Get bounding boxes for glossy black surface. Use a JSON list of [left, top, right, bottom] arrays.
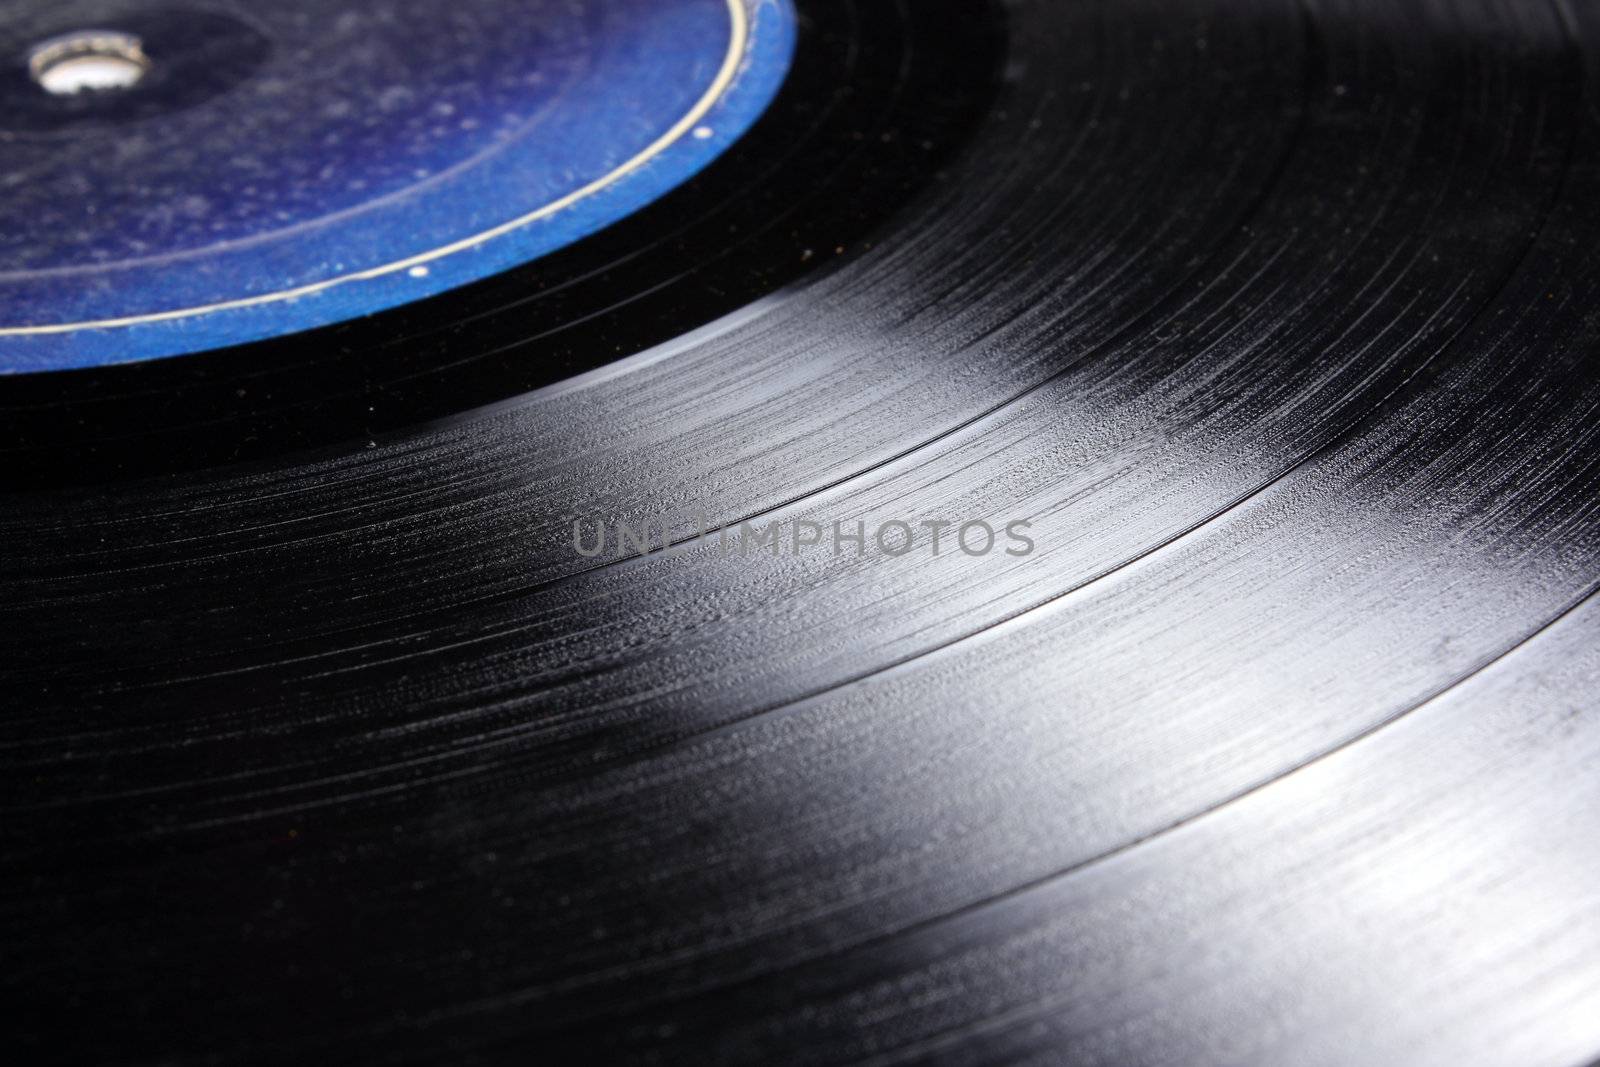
[[6, 0, 1600, 1063]]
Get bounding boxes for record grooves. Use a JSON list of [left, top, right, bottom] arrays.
[[5, 0, 1600, 1064]]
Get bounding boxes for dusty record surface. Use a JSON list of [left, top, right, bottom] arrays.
[[5, 0, 1600, 1062]]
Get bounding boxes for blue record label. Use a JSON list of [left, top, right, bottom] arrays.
[[0, 0, 795, 372]]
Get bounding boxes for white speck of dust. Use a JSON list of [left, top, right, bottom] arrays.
[[409, 265, 430, 278], [693, 126, 714, 140]]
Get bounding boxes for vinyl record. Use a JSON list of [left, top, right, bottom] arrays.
[[4, 0, 1600, 1064]]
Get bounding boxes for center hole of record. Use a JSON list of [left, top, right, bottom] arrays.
[[28, 30, 150, 96]]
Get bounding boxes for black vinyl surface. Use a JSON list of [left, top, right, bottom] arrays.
[[6, 0, 1600, 1063]]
